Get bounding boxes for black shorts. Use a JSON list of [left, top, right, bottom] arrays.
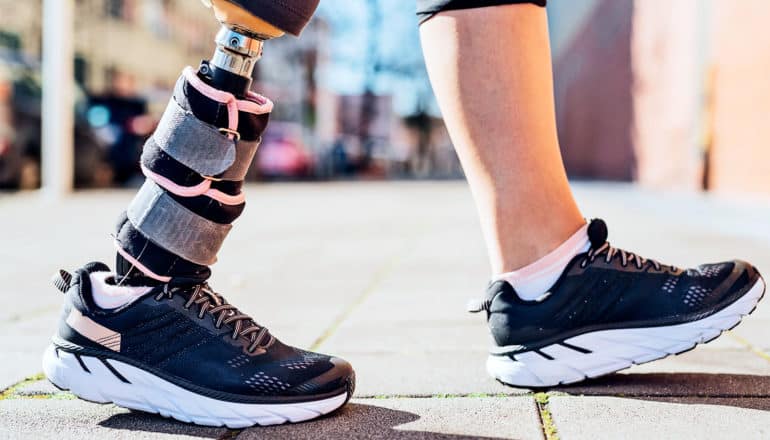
[[226, 0, 546, 36], [417, 0, 546, 23]]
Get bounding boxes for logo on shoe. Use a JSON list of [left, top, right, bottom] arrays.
[[65, 309, 121, 352]]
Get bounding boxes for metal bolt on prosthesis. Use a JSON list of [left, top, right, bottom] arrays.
[[209, 26, 265, 80]]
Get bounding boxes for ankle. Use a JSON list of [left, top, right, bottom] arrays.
[[494, 222, 589, 300], [494, 218, 587, 273]]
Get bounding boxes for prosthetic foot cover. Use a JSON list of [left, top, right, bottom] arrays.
[[115, 67, 273, 282]]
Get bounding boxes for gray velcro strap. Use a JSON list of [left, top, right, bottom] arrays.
[[219, 138, 261, 181], [127, 180, 232, 266], [153, 98, 236, 177]]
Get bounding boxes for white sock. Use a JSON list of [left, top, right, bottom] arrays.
[[495, 224, 590, 301], [90, 272, 152, 309]]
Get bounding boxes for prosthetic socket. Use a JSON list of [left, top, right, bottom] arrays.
[[114, 23, 274, 282]]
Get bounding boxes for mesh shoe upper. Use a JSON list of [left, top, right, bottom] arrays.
[[477, 219, 763, 352], [54, 262, 354, 403]]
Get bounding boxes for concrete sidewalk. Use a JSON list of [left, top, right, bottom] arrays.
[[1, 181, 769, 439]]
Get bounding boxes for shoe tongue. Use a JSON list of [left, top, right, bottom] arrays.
[[587, 219, 608, 249]]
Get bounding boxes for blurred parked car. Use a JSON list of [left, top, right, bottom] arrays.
[[0, 49, 111, 189], [256, 122, 313, 179]]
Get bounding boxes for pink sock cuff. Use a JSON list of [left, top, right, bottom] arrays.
[[499, 223, 589, 281], [90, 272, 152, 309]]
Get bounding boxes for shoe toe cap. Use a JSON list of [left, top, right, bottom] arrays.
[[708, 259, 765, 302], [729, 259, 762, 288], [291, 356, 355, 398]]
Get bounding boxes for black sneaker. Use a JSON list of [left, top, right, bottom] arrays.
[[43, 262, 355, 427], [469, 219, 766, 387]]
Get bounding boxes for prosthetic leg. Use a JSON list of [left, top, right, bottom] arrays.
[[45, 1, 353, 427], [114, 0, 316, 282]]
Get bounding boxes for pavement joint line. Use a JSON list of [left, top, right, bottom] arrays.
[[727, 331, 770, 363], [4, 391, 533, 401], [7, 389, 770, 402], [4, 392, 77, 400], [549, 393, 770, 399], [534, 392, 560, 440], [359, 392, 531, 399], [0, 373, 46, 401], [308, 249, 409, 351]]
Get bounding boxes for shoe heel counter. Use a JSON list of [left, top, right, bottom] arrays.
[[486, 281, 524, 348], [56, 299, 80, 344], [54, 273, 105, 350]]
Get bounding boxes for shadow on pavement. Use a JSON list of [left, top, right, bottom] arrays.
[[556, 372, 770, 410], [98, 411, 224, 438], [99, 403, 510, 440], [241, 403, 511, 439]]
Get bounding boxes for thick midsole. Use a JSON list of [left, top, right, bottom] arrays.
[[42, 345, 348, 428], [490, 278, 764, 356], [488, 278, 765, 387], [50, 336, 346, 405]]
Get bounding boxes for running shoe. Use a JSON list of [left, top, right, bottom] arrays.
[[43, 262, 355, 427], [469, 219, 766, 387]]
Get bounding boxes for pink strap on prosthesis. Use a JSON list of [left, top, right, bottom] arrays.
[[182, 67, 273, 137], [141, 164, 246, 206], [114, 242, 172, 283]]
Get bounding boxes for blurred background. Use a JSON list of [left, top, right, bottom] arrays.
[[0, 0, 767, 194]]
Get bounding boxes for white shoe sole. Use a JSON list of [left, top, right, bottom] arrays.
[[42, 347, 349, 428], [487, 277, 766, 388]]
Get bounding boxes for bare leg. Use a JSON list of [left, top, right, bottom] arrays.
[[420, 4, 584, 274]]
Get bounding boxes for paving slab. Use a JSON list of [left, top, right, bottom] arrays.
[[548, 395, 770, 440], [2, 182, 770, 438], [624, 347, 770, 376], [0, 399, 226, 439], [646, 396, 770, 411], [0, 396, 541, 440], [1, 312, 58, 390], [240, 397, 542, 440], [335, 350, 524, 397], [0, 192, 125, 321], [730, 318, 770, 353]]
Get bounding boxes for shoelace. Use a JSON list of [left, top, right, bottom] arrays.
[[155, 283, 272, 354], [581, 241, 676, 272]]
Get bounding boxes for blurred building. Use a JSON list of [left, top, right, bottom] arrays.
[[0, 0, 215, 98], [2, 0, 768, 190], [548, 0, 770, 196]]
